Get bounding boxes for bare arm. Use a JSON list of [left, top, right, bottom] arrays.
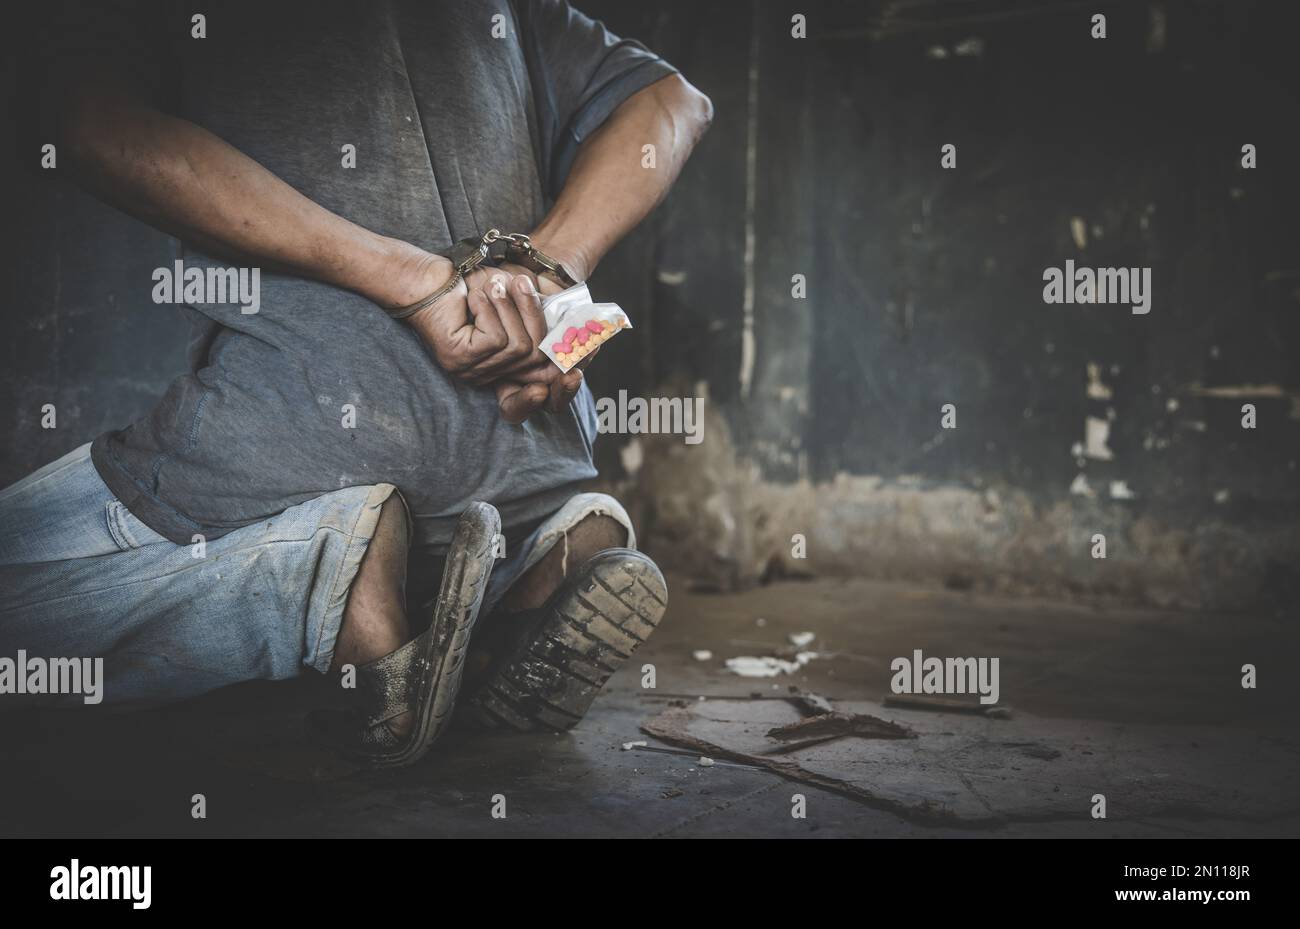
[[58, 65, 546, 387], [489, 73, 713, 422], [56, 64, 711, 421], [528, 73, 714, 284], [57, 67, 441, 310]]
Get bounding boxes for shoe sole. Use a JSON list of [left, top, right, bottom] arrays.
[[369, 501, 499, 768], [465, 548, 666, 732]]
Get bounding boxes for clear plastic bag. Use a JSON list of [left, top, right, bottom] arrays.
[[538, 282, 632, 373]]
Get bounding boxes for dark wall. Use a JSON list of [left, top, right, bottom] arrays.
[[582, 0, 1300, 502], [3, 1, 1299, 603]]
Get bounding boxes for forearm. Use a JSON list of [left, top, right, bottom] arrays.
[[529, 74, 712, 282], [59, 84, 438, 308]]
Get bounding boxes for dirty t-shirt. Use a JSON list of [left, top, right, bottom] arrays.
[[62, 0, 676, 545]]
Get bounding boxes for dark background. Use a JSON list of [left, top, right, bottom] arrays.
[[3, 0, 1299, 607]]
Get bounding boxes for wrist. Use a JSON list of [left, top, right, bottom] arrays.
[[367, 239, 455, 310], [526, 229, 593, 284]]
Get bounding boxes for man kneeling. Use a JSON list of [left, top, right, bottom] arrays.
[[0, 0, 710, 765]]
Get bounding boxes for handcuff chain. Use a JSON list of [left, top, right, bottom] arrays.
[[388, 228, 572, 320]]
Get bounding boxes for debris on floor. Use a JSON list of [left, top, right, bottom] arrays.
[[691, 650, 713, 661], [764, 711, 913, 754], [788, 690, 835, 715], [884, 693, 1012, 718], [725, 652, 819, 677], [642, 697, 1300, 826]]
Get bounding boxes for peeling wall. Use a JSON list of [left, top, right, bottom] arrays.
[[581, 0, 1300, 610], [592, 404, 1300, 610]]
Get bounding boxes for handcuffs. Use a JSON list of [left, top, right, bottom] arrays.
[[387, 229, 579, 320]]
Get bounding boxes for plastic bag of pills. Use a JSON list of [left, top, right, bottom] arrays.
[[538, 282, 632, 373]]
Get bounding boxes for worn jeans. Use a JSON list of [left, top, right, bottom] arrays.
[[0, 443, 634, 707]]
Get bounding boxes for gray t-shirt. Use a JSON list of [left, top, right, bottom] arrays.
[[64, 0, 676, 546]]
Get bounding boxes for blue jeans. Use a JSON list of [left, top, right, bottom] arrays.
[[0, 443, 634, 708]]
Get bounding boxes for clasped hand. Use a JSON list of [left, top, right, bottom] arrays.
[[402, 259, 598, 424]]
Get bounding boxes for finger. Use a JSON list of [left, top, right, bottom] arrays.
[[495, 360, 558, 385], [464, 288, 508, 363], [511, 274, 549, 345], [547, 367, 583, 412], [465, 273, 532, 375], [482, 344, 596, 392], [467, 277, 551, 379], [496, 380, 550, 425], [489, 273, 534, 360], [493, 262, 539, 291]]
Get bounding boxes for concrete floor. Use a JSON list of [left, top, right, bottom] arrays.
[[1, 574, 1297, 838]]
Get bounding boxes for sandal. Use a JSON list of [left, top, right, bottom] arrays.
[[309, 501, 500, 767]]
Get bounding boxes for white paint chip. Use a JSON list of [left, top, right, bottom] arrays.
[[725, 652, 819, 678], [1086, 362, 1113, 400], [619, 438, 644, 476], [1084, 417, 1115, 461], [1070, 216, 1088, 250], [622, 741, 647, 751], [788, 631, 815, 648], [691, 649, 713, 662], [1070, 473, 1096, 498]]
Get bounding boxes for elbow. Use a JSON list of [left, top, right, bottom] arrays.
[[690, 86, 714, 139], [673, 76, 714, 142], [691, 85, 712, 134]]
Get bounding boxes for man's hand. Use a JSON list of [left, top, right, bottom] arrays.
[[482, 259, 601, 423], [386, 252, 592, 421], [492, 260, 570, 298], [391, 254, 546, 384], [493, 359, 592, 424]]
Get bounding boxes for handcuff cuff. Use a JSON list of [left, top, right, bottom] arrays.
[[386, 228, 579, 320]]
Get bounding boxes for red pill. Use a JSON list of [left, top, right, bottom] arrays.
[[585, 319, 603, 333], [576, 329, 590, 345], [563, 327, 580, 342]]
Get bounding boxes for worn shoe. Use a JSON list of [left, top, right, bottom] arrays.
[[462, 548, 667, 731], [309, 501, 500, 767]]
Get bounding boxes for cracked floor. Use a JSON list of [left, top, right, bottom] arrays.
[[1, 574, 1296, 837]]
